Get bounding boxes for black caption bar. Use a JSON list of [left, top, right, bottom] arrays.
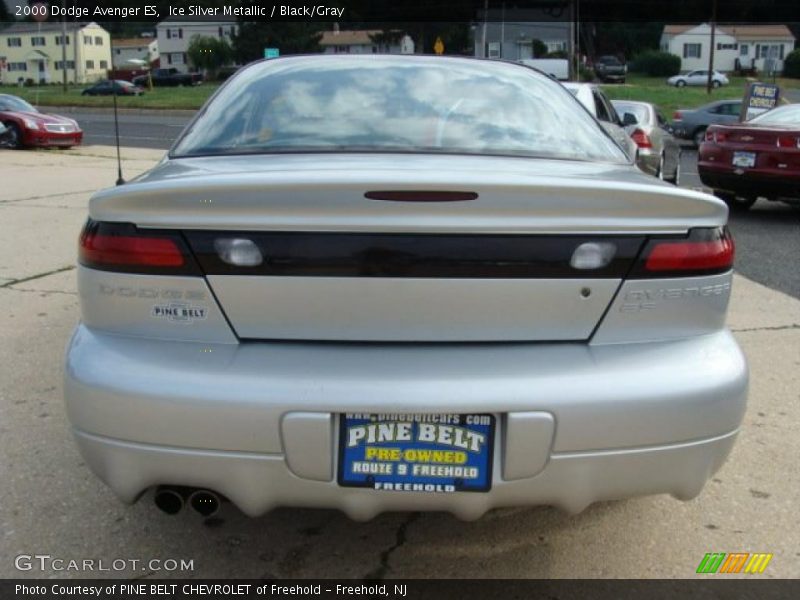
[[4, 580, 800, 600], [8, 0, 800, 23]]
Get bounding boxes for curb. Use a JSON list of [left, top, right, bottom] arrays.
[[37, 105, 198, 118]]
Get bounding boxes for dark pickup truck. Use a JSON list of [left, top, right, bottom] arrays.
[[132, 68, 203, 88], [593, 56, 627, 83]]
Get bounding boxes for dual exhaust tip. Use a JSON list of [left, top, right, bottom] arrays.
[[153, 486, 221, 517]]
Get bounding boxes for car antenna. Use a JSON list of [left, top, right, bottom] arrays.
[[112, 73, 124, 185]]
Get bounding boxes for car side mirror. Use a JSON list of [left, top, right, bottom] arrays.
[[622, 112, 638, 126]]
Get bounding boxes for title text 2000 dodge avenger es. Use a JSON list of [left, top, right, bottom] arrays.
[[64, 56, 747, 520]]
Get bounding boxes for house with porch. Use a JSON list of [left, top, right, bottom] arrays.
[[0, 21, 111, 84], [660, 24, 796, 74]]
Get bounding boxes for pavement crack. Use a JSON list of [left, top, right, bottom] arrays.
[[363, 513, 419, 581], [731, 324, 800, 333], [0, 266, 75, 289], [0, 189, 96, 205]]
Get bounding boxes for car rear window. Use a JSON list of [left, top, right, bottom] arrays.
[[613, 102, 649, 124], [172, 57, 626, 163]]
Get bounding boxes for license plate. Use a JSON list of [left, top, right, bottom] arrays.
[[732, 151, 756, 168], [338, 413, 495, 493]]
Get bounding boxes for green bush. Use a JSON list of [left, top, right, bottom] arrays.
[[630, 50, 681, 77], [784, 49, 800, 78]]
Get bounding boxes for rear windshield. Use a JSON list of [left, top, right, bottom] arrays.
[[599, 56, 622, 65], [172, 57, 626, 163], [613, 102, 649, 124]]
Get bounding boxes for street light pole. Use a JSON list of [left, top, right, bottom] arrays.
[[61, 12, 67, 92], [706, 0, 717, 94]]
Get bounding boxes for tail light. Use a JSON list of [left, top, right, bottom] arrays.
[[705, 129, 727, 144], [630, 227, 734, 278], [630, 128, 653, 149], [78, 220, 199, 275], [672, 111, 683, 121], [776, 135, 800, 149]]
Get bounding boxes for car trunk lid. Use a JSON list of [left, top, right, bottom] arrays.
[[89, 153, 727, 342]]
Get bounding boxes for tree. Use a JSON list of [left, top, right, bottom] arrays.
[[531, 39, 548, 58], [187, 35, 233, 76], [232, 22, 322, 63]]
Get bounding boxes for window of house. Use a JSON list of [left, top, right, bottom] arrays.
[[31, 37, 45, 47], [335, 45, 350, 54], [8, 62, 27, 71], [487, 42, 501, 58], [55, 35, 70, 45], [717, 43, 738, 50], [7, 38, 22, 47], [740, 44, 749, 56], [167, 28, 182, 39], [95, 36, 103, 45], [171, 52, 184, 65], [683, 43, 702, 58], [100, 60, 108, 69], [84, 36, 93, 45], [86, 60, 95, 69]]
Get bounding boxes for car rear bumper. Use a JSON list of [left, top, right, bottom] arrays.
[[64, 325, 748, 518], [699, 164, 800, 199]]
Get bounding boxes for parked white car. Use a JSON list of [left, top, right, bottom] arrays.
[[668, 70, 729, 88]]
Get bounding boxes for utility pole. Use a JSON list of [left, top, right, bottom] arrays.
[[568, 0, 575, 80], [61, 13, 68, 92], [706, 0, 717, 94], [481, 0, 488, 57]]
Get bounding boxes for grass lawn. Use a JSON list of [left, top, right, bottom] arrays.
[[601, 74, 799, 116], [0, 83, 219, 110]]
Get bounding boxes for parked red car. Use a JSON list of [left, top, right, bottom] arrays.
[[0, 94, 83, 149], [698, 104, 800, 211]]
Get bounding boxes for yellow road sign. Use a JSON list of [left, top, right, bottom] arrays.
[[434, 37, 444, 55]]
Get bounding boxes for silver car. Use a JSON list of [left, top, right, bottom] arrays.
[[562, 81, 639, 161], [667, 70, 729, 88], [612, 99, 681, 183], [65, 55, 747, 521], [672, 99, 743, 147]]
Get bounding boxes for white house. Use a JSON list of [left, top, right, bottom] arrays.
[[319, 29, 413, 55], [474, 21, 570, 60], [111, 37, 159, 70], [661, 24, 796, 74], [155, 19, 238, 73], [0, 21, 111, 84]]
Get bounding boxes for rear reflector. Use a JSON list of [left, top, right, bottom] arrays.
[[79, 220, 198, 275], [630, 227, 734, 278]]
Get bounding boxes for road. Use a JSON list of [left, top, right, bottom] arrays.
[[73, 108, 800, 299], [0, 134, 797, 580]]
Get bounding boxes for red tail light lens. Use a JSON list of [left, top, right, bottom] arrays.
[[630, 128, 653, 149], [672, 111, 682, 120], [79, 220, 199, 274], [631, 227, 734, 278], [705, 129, 727, 143], [776, 135, 800, 149]]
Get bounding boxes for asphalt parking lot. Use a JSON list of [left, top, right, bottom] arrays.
[[0, 145, 798, 579]]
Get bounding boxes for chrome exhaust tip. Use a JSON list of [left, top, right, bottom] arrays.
[[153, 486, 185, 515], [188, 490, 221, 517]]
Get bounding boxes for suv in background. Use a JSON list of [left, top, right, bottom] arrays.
[[594, 55, 627, 83]]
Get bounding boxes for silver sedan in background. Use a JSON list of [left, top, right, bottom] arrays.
[[612, 99, 681, 184], [65, 55, 746, 521]]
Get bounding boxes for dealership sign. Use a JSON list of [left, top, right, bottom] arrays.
[[740, 82, 780, 121]]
